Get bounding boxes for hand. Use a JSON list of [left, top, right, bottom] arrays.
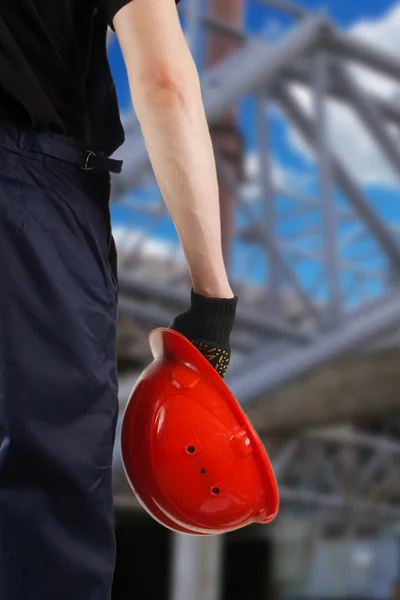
[[170, 289, 238, 378]]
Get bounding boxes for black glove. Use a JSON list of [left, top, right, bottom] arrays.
[[170, 289, 238, 378]]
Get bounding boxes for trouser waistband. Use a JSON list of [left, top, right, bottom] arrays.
[[0, 119, 123, 174]]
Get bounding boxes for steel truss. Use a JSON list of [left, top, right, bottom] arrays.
[[109, 0, 400, 522], [269, 428, 400, 524]]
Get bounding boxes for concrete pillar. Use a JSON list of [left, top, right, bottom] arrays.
[[169, 533, 223, 600]]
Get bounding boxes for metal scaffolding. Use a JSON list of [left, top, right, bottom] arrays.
[[110, 0, 400, 522]]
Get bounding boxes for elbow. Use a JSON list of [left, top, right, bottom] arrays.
[[139, 63, 200, 107], [153, 70, 184, 94], [153, 74, 187, 106]]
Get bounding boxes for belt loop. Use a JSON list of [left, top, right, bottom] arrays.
[[81, 150, 97, 171], [81, 149, 123, 174]]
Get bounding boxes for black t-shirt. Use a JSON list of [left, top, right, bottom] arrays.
[[0, 0, 177, 156]]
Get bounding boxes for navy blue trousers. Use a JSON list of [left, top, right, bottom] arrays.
[[0, 121, 119, 600]]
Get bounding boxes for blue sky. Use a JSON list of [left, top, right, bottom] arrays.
[[288, 0, 394, 25], [108, 0, 400, 307]]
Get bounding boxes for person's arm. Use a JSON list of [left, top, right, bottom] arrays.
[[113, 0, 233, 299]]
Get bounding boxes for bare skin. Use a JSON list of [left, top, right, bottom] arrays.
[[113, 0, 234, 299]]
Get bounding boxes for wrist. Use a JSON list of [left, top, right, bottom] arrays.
[[192, 276, 234, 300], [190, 257, 233, 299], [192, 284, 234, 299], [183, 289, 238, 346]]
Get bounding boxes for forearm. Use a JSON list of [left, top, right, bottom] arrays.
[[129, 66, 233, 298]]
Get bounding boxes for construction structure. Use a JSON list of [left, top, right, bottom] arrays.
[[108, 1, 400, 597]]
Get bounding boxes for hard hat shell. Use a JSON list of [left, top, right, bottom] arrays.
[[121, 327, 279, 535]]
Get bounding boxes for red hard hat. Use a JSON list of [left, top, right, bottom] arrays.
[[121, 327, 279, 535]]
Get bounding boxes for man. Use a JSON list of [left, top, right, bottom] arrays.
[[0, 0, 237, 598]]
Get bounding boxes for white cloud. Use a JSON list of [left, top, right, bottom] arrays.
[[351, 4, 400, 65], [284, 3, 400, 188]]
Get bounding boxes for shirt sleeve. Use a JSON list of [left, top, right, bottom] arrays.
[[100, 0, 180, 30]]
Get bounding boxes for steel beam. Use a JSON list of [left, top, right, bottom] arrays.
[[326, 30, 400, 83], [279, 486, 400, 520], [313, 51, 341, 324], [334, 63, 400, 181], [199, 15, 326, 122], [177, 10, 400, 90], [227, 288, 400, 403], [357, 451, 392, 491], [302, 429, 400, 455], [282, 61, 400, 128], [256, 94, 281, 315], [245, 356, 400, 433], [274, 85, 400, 270], [272, 440, 300, 477], [202, 14, 246, 42]]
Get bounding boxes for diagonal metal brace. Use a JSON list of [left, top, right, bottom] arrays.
[[333, 62, 400, 182], [274, 84, 400, 271]]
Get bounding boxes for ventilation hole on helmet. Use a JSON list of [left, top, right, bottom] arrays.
[[212, 487, 220, 495], [200, 468, 207, 474], [187, 445, 196, 454]]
